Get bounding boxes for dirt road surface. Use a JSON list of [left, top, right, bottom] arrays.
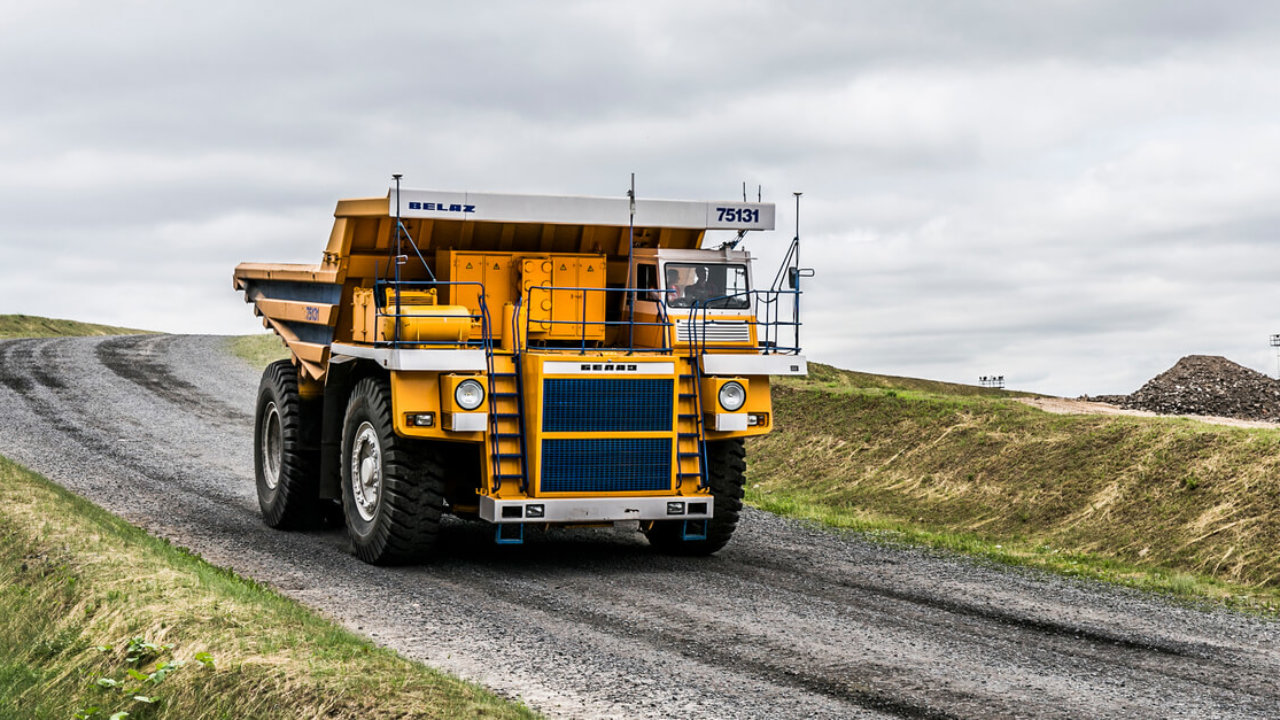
[[1, 334, 1277, 719]]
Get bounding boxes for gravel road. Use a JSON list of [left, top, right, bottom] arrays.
[[1, 334, 1277, 719]]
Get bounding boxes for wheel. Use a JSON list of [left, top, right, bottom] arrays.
[[341, 376, 444, 565], [254, 360, 321, 529], [646, 438, 747, 555]]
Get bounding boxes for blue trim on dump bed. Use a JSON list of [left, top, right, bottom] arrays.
[[279, 320, 336, 345], [244, 279, 343, 305]]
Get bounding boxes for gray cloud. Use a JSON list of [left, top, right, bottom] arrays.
[[4, 1, 1280, 396]]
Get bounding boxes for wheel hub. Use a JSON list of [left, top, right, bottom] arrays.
[[260, 401, 282, 490], [350, 422, 382, 522]]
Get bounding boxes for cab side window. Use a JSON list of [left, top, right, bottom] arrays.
[[637, 264, 660, 302]]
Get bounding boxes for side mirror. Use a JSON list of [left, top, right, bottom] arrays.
[[787, 268, 815, 289]]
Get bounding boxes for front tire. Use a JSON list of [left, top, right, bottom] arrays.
[[341, 376, 444, 565], [254, 360, 321, 529], [646, 438, 747, 555]]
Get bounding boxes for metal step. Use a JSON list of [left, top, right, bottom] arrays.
[[682, 519, 708, 541]]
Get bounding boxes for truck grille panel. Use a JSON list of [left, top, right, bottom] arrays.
[[675, 320, 751, 344], [542, 378, 672, 432], [540, 438, 672, 492]]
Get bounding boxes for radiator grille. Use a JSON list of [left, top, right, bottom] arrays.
[[675, 320, 751, 344], [540, 438, 672, 492], [542, 378, 672, 432]]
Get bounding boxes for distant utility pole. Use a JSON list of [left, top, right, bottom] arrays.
[[979, 375, 1006, 389], [1270, 334, 1280, 378]]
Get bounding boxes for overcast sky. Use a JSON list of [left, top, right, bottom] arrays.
[[4, 1, 1280, 396]]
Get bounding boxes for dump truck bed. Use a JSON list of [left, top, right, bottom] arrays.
[[235, 188, 777, 381]]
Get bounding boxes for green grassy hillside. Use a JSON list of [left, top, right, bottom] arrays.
[[0, 457, 537, 720], [0, 314, 151, 338], [748, 364, 1280, 610], [801, 362, 1041, 398], [228, 333, 289, 367]]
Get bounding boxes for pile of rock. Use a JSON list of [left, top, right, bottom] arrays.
[[1087, 355, 1280, 421]]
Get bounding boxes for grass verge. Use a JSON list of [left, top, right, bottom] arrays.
[[227, 334, 290, 369], [748, 364, 1280, 613], [0, 314, 151, 339], [0, 455, 539, 720]]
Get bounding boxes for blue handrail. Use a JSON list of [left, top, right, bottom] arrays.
[[371, 279, 494, 351], [518, 285, 675, 354], [681, 288, 804, 357]]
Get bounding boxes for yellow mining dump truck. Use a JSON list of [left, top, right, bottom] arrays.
[[233, 180, 809, 564]]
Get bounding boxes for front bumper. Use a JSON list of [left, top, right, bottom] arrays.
[[480, 495, 714, 524]]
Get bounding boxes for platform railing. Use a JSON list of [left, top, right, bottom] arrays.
[[681, 288, 804, 356], [517, 285, 674, 354], [371, 279, 494, 352]]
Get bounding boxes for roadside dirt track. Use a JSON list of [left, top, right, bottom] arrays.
[[1, 334, 1277, 719], [1018, 396, 1280, 430]]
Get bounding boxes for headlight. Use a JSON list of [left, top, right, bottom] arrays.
[[455, 379, 485, 410], [718, 381, 746, 411]]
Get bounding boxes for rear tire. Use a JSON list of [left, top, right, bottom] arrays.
[[254, 360, 321, 529], [341, 376, 444, 565], [645, 438, 747, 555]]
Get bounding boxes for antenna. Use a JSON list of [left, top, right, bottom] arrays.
[[792, 192, 802, 351], [794, 192, 801, 239], [627, 172, 636, 263], [386, 174, 403, 281], [387, 172, 434, 285], [626, 173, 636, 351], [721, 181, 756, 251], [392, 174, 403, 343]]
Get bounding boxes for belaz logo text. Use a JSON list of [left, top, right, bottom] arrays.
[[408, 201, 476, 213], [580, 363, 640, 372]]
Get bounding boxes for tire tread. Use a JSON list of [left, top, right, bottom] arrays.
[[646, 438, 747, 555], [342, 376, 444, 565], [255, 360, 321, 529]]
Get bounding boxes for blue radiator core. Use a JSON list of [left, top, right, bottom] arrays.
[[542, 378, 673, 432], [540, 438, 672, 492]]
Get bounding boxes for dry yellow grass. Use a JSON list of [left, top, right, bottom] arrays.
[[0, 456, 539, 719]]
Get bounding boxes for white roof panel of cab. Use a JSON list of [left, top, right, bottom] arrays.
[[390, 188, 775, 231]]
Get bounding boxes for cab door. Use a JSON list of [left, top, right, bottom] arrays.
[[627, 262, 668, 349]]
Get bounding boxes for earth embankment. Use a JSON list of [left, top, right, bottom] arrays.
[[0, 336, 1277, 719]]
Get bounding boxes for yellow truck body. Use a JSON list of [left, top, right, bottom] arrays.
[[234, 183, 808, 563]]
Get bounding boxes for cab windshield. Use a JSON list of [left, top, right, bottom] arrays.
[[664, 263, 750, 310]]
